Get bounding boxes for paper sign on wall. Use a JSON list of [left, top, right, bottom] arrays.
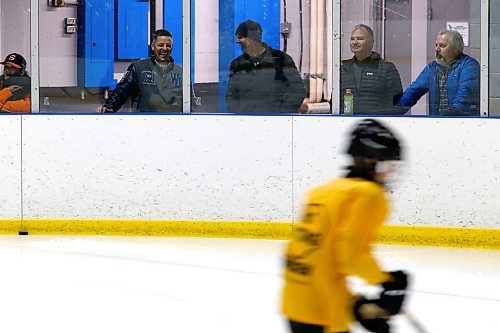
[[447, 22, 469, 47]]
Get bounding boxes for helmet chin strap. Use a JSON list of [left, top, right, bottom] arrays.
[[345, 158, 378, 183], [346, 158, 402, 188]]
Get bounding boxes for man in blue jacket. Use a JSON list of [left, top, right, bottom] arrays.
[[397, 30, 480, 116]]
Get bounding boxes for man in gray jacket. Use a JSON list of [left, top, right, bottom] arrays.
[[97, 29, 183, 113], [340, 24, 404, 115]]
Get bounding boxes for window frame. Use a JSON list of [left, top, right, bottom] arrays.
[[28, 0, 490, 115]]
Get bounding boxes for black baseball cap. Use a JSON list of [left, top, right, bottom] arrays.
[[1, 53, 27, 69], [235, 20, 263, 40]]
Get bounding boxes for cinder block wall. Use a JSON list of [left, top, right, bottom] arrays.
[[488, 0, 500, 116]]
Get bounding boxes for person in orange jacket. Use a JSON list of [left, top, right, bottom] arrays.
[[282, 119, 408, 333], [0, 53, 31, 113]]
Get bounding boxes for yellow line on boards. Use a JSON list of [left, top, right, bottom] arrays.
[[0, 220, 498, 249], [377, 225, 500, 250], [12, 220, 294, 239]]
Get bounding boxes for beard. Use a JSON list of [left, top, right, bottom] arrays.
[[435, 51, 458, 67], [436, 55, 450, 66]]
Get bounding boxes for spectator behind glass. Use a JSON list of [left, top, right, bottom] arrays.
[[225, 19, 306, 114], [397, 30, 480, 116], [97, 29, 183, 113], [0, 53, 31, 113], [340, 24, 404, 115]]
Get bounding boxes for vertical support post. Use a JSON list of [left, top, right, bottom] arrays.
[[410, 0, 428, 115], [30, 0, 40, 113], [155, 0, 163, 29], [218, 1, 235, 113], [331, 0, 341, 114], [480, 0, 489, 117], [151, 0, 156, 32], [380, 0, 386, 59], [182, 0, 191, 113]]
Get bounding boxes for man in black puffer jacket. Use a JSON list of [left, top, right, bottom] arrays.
[[225, 20, 306, 114], [341, 25, 404, 115]]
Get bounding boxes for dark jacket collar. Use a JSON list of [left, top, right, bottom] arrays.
[[150, 56, 175, 66], [242, 42, 273, 61], [351, 51, 382, 63]]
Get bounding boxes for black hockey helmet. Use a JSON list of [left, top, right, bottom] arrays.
[[346, 119, 402, 161]]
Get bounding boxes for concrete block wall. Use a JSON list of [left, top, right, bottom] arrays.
[[488, 0, 500, 116]]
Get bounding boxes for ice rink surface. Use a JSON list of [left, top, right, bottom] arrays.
[[0, 235, 498, 333]]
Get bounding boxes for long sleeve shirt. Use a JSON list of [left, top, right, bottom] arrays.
[[282, 177, 390, 332], [0, 88, 31, 113]]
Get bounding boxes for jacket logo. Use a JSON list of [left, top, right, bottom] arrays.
[[366, 72, 374, 76], [142, 71, 156, 84], [170, 72, 181, 87]]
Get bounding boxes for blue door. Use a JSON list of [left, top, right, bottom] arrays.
[[117, 0, 149, 60], [78, 0, 115, 88]]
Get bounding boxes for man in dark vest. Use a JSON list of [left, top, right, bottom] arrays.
[[225, 20, 306, 114], [97, 29, 183, 113], [340, 24, 404, 115]]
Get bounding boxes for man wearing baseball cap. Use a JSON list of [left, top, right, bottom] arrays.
[[0, 53, 27, 69], [225, 20, 306, 113], [0, 52, 31, 113]]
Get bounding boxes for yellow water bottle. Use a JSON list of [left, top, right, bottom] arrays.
[[343, 88, 354, 115]]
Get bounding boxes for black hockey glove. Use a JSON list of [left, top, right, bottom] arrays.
[[353, 270, 409, 333], [378, 270, 409, 315], [353, 296, 391, 333]]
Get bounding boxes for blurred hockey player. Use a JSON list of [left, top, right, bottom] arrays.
[[282, 119, 408, 333]]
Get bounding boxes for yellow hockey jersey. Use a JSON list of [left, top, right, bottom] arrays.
[[282, 177, 391, 332]]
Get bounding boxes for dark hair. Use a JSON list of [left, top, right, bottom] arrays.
[[152, 29, 173, 43], [235, 20, 263, 41], [353, 24, 374, 40]]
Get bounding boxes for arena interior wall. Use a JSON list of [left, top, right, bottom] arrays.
[[0, 114, 498, 249]]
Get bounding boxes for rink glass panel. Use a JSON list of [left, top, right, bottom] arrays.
[[1, 0, 495, 115]]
